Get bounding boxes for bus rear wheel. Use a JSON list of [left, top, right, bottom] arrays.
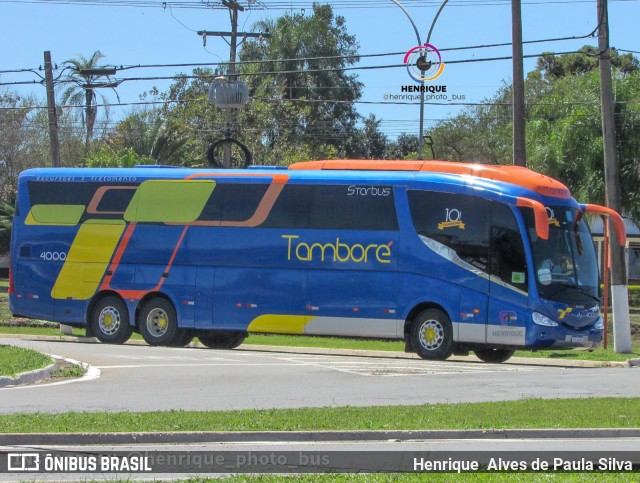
[[474, 348, 515, 363], [138, 298, 179, 346], [410, 309, 455, 360], [168, 330, 194, 347], [91, 296, 132, 344], [199, 331, 246, 349]]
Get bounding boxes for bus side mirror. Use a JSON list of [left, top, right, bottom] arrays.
[[582, 204, 626, 246], [516, 197, 549, 240]]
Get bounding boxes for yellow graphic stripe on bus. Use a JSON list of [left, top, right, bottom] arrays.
[[26, 205, 85, 226], [247, 314, 312, 335], [52, 220, 126, 300], [124, 180, 215, 223]]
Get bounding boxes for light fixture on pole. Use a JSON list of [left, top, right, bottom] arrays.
[[390, 0, 448, 160]]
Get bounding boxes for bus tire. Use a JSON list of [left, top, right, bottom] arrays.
[[138, 298, 179, 346], [91, 296, 132, 344], [198, 331, 246, 349], [410, 309, 455, 360], [474, 348, 515, 363], [168, 330, 194, 347]]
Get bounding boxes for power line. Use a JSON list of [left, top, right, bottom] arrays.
[[0, 0, 637, 9]]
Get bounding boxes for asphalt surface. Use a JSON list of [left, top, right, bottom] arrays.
[[0, 335, 638, 413]]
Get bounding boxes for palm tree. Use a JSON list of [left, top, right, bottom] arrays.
[[61, 51, 119, 151]]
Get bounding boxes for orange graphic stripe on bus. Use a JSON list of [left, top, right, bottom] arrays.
[[290, 160, 571, 199], [100, 224, 190, 300], [100, 222, 137, 292], [172, 172, 289, 227]]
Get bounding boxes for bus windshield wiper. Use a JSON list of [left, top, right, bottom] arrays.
[[546, 283, 574, 301], [546, 284, 601, 304]]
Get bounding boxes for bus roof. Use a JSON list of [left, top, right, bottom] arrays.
[[289, 159, 571, 200]]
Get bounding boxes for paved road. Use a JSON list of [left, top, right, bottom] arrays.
[[1, 337, 639, 413]]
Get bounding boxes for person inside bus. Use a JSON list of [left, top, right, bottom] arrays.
[[539, 252, 573, 280]]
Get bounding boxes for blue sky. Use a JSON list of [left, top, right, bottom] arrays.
[[1, 0, 638, 139]]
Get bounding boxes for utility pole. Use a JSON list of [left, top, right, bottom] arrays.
[[198, 0, 264, 167], [44, 51, 61, 168], [597, 0, 632, 353], [511, 0, 526, 167]]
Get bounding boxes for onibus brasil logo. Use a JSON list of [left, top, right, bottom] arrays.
[[404, 43, 445, 82]]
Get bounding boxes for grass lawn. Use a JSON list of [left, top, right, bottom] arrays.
[[0, 398, 638, 433], [154, 476, 636, 482], [0, 344, 52, 377]]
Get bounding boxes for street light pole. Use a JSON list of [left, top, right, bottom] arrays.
[[391, 0, 448, 160], [390, 0, 424, 160]]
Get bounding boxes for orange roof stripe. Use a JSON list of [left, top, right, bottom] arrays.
[[289, 159, 571, 199]]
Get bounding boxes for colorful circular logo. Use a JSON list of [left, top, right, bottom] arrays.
[[404, 43, 445, 82]]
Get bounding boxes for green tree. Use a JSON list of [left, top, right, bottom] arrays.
[[108, 108, 190, 165], [385, 133, 420, 160], [86, 146, 155, 168], [537, 46, 638, 80], [345, 114, 388, 159], [238, 4, 362, 160], [61, 51, 119, 152], [0, 91, 43, 200], [0, 197, 14, 252], [151, 5, 362, 166]]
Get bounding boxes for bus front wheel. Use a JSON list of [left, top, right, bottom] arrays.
[[138, 298, 179, 346], [410, 309, 455, 360], [91, 296, 133, 344], [199, 331, 246, 349], [474, 348, 515, 363]]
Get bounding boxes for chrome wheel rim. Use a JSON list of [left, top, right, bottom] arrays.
[[99, 306, 121, 335], [419, 319, 444, 350], [146, 307, 170, 338]]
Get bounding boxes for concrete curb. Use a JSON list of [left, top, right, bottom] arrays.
[[2, 428, 640, 446], [0, 361, 56, 389], [0, 333, 636, 368], [0, 351, 96, 389]]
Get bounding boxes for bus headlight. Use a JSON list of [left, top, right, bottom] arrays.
[[594, 317, 604, 330], [532, 312, 558, 327]]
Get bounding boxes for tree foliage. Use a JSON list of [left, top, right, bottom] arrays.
[[61, 51, 119, 151]]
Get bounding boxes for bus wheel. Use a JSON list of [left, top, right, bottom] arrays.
[[410, 309, 454, 360], [474, 348, 515, 364], [91, 296, 132, 344], [138, 298, 178, 346], [198, 331, 246, 349], [168, 330, 194, 347]]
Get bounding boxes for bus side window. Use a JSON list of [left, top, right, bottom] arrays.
[[408, 191, 490, 272], [490, 204, 528, 292]]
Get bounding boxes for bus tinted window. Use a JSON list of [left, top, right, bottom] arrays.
[[199, 183, 270, 222], [262, 184, 398, 231], [96, 188, 137, 213], [261, 185, 311, 229], [408, 191, 490, 272], [309, 185, 397, 230], [28, 181, 99, 207]]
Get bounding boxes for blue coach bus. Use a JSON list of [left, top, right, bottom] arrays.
[[9, 160, 625, 363]]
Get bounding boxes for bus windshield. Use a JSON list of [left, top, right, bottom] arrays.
[[521, 206, 600, 305]]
